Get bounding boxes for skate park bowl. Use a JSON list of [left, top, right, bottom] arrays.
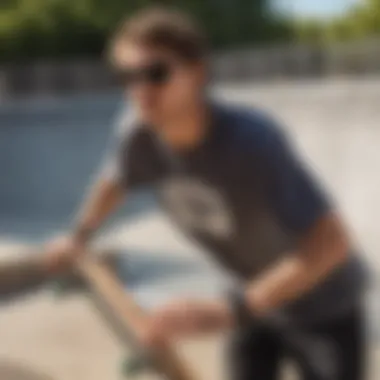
[[0, 79, 380, 379]]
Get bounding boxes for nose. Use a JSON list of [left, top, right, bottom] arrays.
[[130, 80, 158, 97]]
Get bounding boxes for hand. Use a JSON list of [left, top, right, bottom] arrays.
[[43, 235, 86, 273], [140, 299, 233, 349]]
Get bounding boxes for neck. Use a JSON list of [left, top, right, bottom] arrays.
[[158, 100, 210, 152]]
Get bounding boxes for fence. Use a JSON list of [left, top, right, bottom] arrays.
[[1, 40, 380, 101]]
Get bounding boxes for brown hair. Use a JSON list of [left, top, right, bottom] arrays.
[[108, 7, 208, 67]]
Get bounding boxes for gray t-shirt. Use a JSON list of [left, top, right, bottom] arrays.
[[103, 103, 368, 325]]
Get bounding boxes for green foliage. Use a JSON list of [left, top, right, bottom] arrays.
[[0, 0, 292, 63], [295, 0, 380, 44]]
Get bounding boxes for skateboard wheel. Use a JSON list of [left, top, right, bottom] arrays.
[[50, 279, 71, 297], [50, 275, 85, 297], [121, 356, 148, 377]]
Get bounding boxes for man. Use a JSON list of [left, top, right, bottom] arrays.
[[46, 7, 368, 380]]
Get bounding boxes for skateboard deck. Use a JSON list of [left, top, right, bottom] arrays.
[[0, 248, 197, 380], [77, 257, 196, 380]]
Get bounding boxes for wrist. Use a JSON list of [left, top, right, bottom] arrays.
[[73, 226, 95, 246], [227, 287, 257, 328]]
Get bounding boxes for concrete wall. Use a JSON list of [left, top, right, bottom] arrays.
[[0, 94, 120, 221]]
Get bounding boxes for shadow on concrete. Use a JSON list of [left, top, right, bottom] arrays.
[[0, 361, 54, 380]]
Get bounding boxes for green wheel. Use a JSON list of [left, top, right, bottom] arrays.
[[50, 274, 85, 298], [121, 355, 149, 378], [50, 277, 77, 298], [51, 279, 69, 297]]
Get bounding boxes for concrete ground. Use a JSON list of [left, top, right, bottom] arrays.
[[1, 78, 380, 379]]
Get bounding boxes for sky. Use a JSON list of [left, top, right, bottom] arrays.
[[277, 0, 360, 18]]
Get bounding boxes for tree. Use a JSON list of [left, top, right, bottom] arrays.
[[295, 0, 380, 44], [0, 0, 293, 62]]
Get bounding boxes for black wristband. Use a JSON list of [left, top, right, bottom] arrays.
[[227, 287, 253, 328]]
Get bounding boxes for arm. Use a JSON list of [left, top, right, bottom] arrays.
[[244, 123, 350, 316], [72, 110, 135, 245], [72, 177, 126, 244], [161, 213, 350, 334], [44, 175, 127, 270], [245, 212, 349, 316], [45, 111, 134, 266]]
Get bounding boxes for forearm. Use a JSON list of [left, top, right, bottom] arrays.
[[73, 178, 126, 242], [245, 213, 349, 316]]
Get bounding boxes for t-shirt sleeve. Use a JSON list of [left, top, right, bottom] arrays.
[[260, 121, 332, 234], [99, 109, 136, 189]]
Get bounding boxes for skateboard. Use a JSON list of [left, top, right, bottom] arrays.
[[0, 249, 197, 380]]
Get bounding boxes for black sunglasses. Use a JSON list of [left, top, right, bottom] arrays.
[[118, 61, 172, 87]]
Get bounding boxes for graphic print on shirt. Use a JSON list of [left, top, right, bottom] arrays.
[[160, 176, 235, 240]]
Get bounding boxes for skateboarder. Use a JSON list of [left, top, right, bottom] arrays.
[[45, 7, 368, 380]]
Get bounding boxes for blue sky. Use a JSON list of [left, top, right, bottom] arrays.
[[276, 0, 360, 18]]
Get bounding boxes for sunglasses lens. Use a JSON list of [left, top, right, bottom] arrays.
[[118, 62, 171, 87], [145, 63, 170, 84]]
